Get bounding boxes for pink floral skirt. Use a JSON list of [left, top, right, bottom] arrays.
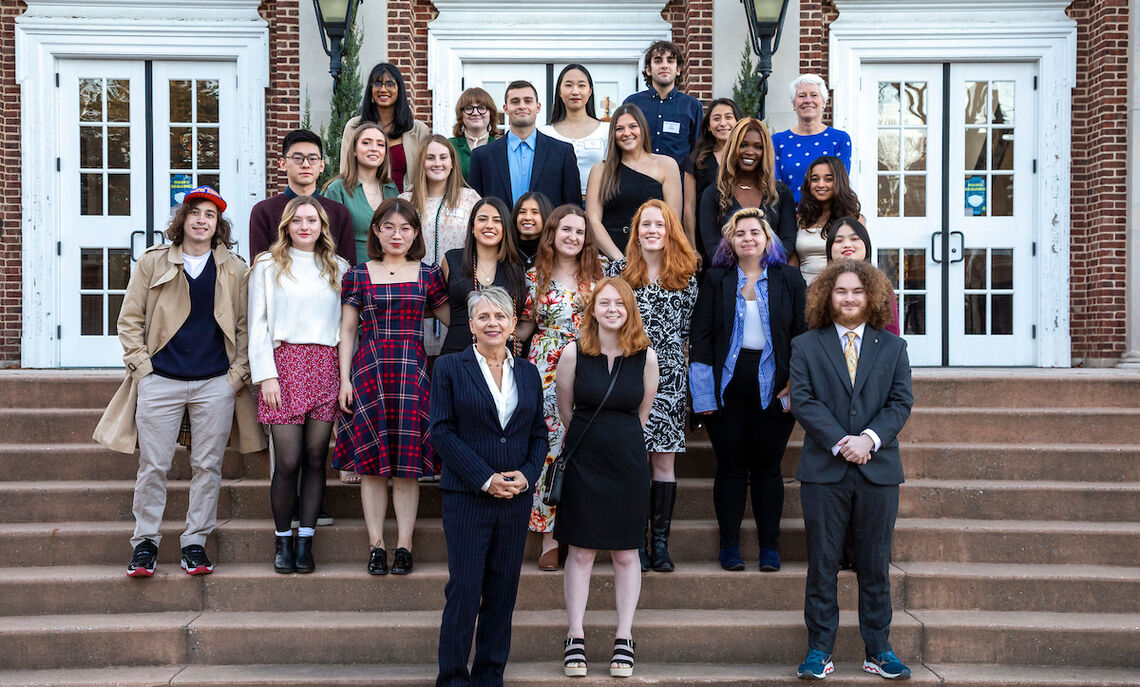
[[257, 343, 339, 425]]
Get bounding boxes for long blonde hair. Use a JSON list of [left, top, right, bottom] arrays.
[[407, 135, 466, 217], [324, 123, 390, 198], [716, 118, 778, 215], [267, 196, 342, 292]]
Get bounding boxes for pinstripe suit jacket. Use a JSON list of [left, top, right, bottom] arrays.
[[429, 346, 549, 495]]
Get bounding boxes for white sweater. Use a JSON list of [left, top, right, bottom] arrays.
[[248, 248, 349, 383]]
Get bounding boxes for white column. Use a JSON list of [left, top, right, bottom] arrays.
[[1120, 0, 1140, 367]]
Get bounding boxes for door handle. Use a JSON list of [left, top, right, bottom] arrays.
[[930, 231, 943, 264], [949, 231, 965, 264], [150, 229, 168, 246], [130, 230, 146, 262]]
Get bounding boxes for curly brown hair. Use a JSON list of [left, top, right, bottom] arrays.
[[805, 259, 895, 330], [165, 198, 234, 249]]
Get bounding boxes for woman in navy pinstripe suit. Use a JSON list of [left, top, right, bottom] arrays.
[[430, 286, 549, 687]]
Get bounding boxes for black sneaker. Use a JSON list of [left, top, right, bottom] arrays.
[[317, 511, 334, 527], [180, 544, 214, 575], [126, 540, 158, 578]]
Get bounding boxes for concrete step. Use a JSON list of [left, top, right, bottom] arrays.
[[0, 444, 262, 482], [7, 404, 1139, 448], [0, 611, 923, 670], [897, 562, 1140, 613], [5, 369, 1137, 410], [2, 517, 1137, 567], [0, 662, 949, 686], [0, 562, 903, 616], [911, 610, 1140, 667], [928, 663, 1140, 686], [6, 476, 1137, 524]]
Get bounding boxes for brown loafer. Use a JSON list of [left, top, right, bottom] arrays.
[[538, 547, 560, 571]]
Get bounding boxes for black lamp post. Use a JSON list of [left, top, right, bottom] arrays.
[[313, 0, 362, 80], [741, 0, 791, 121]]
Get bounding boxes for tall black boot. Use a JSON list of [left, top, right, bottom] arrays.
[[638, 519, 650, 572], [649, 480, 677, 572]]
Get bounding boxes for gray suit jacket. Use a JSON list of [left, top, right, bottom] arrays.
[[789, 325, 913, 485]]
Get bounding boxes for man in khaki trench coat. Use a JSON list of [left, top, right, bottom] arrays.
[[94, 186, 266, 578]]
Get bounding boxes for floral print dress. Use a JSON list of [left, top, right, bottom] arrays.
[[522, 266, 598, 533]]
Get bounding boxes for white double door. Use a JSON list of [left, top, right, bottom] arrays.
[[858, 63, 1037, 365], [58, 59, 237, 366], [462, 61, 642, 129]]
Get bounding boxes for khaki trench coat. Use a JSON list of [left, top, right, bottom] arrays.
[[93, 243, 267, 455]]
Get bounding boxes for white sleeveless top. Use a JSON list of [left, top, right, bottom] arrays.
[[796, 226, 829, 285], [540, 122, 608, 197]]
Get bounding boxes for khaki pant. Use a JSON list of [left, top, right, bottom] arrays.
[[131, 374, 235, 549]]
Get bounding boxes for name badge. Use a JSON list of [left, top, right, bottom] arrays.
[[662, 121, 681, 134]]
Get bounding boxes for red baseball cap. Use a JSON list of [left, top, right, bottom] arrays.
[[183, 185, 227, 212]]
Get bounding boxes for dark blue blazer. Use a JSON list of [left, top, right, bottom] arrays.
[[467, 131, 582, 207], [789, 325, 913, 486], [429, 347, 549, 495]]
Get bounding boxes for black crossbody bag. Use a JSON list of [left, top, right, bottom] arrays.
[[541, 356, 623, 507]]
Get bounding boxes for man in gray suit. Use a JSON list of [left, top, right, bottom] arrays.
[[788, 259, 914, 681]]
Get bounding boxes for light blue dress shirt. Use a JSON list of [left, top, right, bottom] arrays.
[[689, 266, 776, 412], [506, 130, 536, 205]]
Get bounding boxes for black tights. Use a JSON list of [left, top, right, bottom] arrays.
[[270, 419, 333, 532]]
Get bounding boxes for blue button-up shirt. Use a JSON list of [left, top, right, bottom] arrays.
[[506, 129, 536, 205], [689, 266, 776, 412], [622, 87, 703, 170]]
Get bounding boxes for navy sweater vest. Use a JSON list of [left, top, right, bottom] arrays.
[[150, 254, 230, 381]]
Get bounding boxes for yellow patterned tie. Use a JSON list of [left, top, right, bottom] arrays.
[[844, 331, 858, 386]]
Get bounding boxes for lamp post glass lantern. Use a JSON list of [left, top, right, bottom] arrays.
[[741, 0, 790, 120], [314, 0, 362, 80]]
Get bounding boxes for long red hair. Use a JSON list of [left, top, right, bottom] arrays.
[[576, 277, 651, 357], [621, 199, 697, 290], [533, 204, 603, 297]]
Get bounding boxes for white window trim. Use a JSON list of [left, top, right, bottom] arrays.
[[427, 0, 672, 136], [828, 0, 1077, 367], [15, 0, 269, 368]]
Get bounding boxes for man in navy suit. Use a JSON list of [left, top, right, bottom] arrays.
[[430, 287, 549, 687], [789, 259, 914, 681], [467, 80, 581, 207]]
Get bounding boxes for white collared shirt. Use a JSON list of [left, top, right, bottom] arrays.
[[830, 320, 881, 455], [473, 345, 518, 430]]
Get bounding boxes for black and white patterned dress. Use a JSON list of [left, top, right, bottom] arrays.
[[607, 260, 699, 452]]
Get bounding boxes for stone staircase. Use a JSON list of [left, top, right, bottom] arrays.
[[0, 369, 1137, 685]]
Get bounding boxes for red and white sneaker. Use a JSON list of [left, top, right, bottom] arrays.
[[180, 544, 213, 575], [126, 540, 158, 578]]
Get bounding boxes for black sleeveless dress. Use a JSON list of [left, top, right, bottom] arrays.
[[601, 167, 664, 253], [439, 248, 512, 356], [554, 349, 650, 550]]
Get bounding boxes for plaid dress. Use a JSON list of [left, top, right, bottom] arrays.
[[330, 262, 447, 478]]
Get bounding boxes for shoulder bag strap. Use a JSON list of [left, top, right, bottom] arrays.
[[557, 355, 624, 466]]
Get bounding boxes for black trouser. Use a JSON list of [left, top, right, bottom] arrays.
[[704, 349, 796, 550], [801, 464, 899, 656]]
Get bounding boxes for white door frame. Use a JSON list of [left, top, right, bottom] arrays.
[[427, 0, 671, 136], [828, 0, 1077, 367], [15, 0, 268, 368]]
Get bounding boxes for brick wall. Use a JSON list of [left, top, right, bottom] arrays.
[[1067, 0, 1130, 362], [386, 0, 438, 127], [799, 0, 1130, 362], [662, 0, 715, 103], [260, 0, 303, 196], [0, 2, 26, 366]]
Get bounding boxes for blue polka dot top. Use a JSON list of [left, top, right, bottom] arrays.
[[772, 127, 853, 203]]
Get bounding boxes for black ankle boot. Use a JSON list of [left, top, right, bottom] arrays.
[[274, 534, 295, 574], [649, 481, 676, 572], [294, 536, 315, 574]]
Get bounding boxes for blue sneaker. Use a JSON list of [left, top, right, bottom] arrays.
[[797, 649, 834, 679], [718, 545, 745, 571], [863, 651, 911, 680], [758, 547, 781, 571]]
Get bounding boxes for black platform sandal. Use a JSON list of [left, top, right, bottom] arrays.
[[563, 636, 587, 677], [610, 637, 635, 677]]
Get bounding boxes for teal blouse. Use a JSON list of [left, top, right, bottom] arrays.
[[323, 177, 399, 261]]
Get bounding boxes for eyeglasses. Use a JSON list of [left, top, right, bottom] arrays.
[[286, 154, 322, 166], [377, 224, 415, 235], [372, 80, 398, 90], [461, 105, 489, 115]]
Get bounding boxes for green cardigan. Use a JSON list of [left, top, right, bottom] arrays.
[[449, 134, 497, 180], [323, 177, 399, 261]]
